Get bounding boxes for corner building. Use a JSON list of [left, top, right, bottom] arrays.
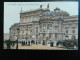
[[9, 5, 78, 46]]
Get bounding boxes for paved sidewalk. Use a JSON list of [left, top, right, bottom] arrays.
[[18, 43, 67, 50], [4, 43, 75, 50]]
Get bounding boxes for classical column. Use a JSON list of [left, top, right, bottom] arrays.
[[35, 39, 36, 45], [30, 39, 31, 46], [26, 27, 28, 45], [54, 33, 57, 46], [26, 36, 28, 45], [16, 27, 20, 49]]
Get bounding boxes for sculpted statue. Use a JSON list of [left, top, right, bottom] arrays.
[[40, 5, 43, 9]]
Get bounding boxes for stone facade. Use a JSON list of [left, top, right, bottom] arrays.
[[9, 4, 78, 46]]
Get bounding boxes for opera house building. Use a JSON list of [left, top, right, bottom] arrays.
[[9, 4, 78, 46]]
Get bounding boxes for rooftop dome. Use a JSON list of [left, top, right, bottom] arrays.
[[54, 7, 60, 11], [52, 7, 69, 17]]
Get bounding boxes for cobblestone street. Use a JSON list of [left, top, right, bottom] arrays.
[[18, 44, 66, 50]]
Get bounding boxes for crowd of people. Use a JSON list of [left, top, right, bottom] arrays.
[[5, 39, 16, 49], [4, 39, 78, 49], [4, 40, 31, 49]]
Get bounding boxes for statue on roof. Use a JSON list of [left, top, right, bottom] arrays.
[[54, 7, 60, 11], [20, 7, 22, 13], [47, 4, 49, 9], [40, 5, 43, 9]]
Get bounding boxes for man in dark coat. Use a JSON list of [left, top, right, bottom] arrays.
[[22, 41, 23, 45], [6, 39, 11, 49]]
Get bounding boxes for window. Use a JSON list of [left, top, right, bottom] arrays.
[[30, 35, 32, 39], [31, 16, 33, 22], [55, 34, 57, 38], [66, 30, 68, 33], [71, 35, 76, 40], [22, 30, 24, 33], [55, 26, 58, 28], [43, 34, 45, 37], [65, 35, 69, 40], [22, 30, 24, 39], [26, 28, 28, 31], [49, 34, 51, 39], [48, 17, 50, 19], [47, 24, 52, 32], [22, 30, 24, 36], [55, 22, 58, 27], [43, 24, 46, 32], [14, 32, 15, 36], [30, 28, 32, 33], [65, 27, 68, 29], [65, 25, 69, 29], [72, 30, 75, 34], [22, 27, 24, 30], [55, 28, 58, 32], [40, 24, 41, 28], [22, 35, 24, 39], [72, 22, 76, 26], [36, 27, 38, 33]]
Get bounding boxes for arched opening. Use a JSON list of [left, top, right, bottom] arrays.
[[71, 35, 76, 40]]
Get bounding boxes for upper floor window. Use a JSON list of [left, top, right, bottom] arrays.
[[55, 26, 58, 28], [55, 28, 58, 32], [22, 30, 24, 35], [43, 24, 46, 32], [36, 27, 38, 33], [55, 33, 57, 38], [14, 32, 15, 36], [72, 30, 75, 34], [22, 27, 24, 30], [65, 27, 69, 29], [40, 24, 41, 28], [65, 30, 68, 33], [54, 22, 58, 27], [30, 28, 32, 33], [47, 24, 52, 32], [31, 16, 33, 21], [72, 22, 76, 28], [22, 35, 24, 39]]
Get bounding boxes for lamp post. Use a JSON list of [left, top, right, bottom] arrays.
[[54, 32, 57, 46], [26, 28, 28, 45], [26, 33, 28, 45], [16, 27, 20, 49]]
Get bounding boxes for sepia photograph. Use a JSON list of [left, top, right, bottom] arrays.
[[4, 1, 78, 50]]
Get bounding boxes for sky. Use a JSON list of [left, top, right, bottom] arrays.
[[4, 1, 78, 33]]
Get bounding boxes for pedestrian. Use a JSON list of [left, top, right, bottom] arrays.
[[7, 39, 11, 49], [26, 41, 27, 45], [22, 41, 24, 45], [25, 41, 26, 45], [22, 41, 23, 45], [12, 41, 15, 47], [24, 41, 25, 45]]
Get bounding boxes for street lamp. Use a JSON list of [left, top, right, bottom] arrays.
[[26, 28, 28, 45], [16, 27, 20, 49]]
